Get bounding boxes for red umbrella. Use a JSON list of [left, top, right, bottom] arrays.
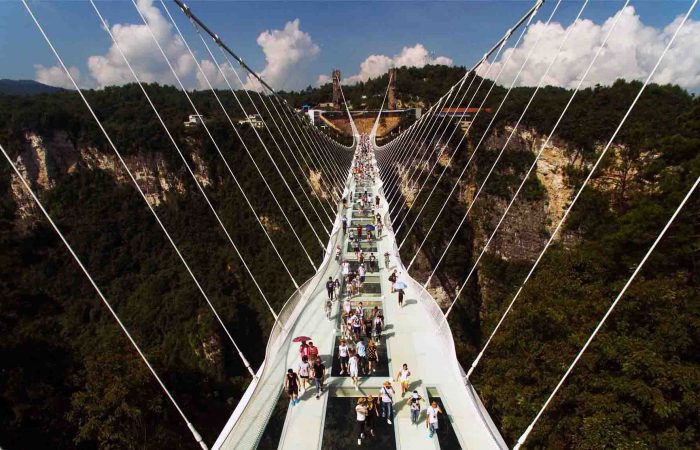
[[292, 336, 311, 343]]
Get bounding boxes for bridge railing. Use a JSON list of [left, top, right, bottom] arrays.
[[372, 150, 508, 449], [212, 175, 351, 450]]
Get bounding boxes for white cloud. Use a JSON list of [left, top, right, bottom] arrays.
[[342, 44, 453, 85], [196, 60, 243, 90], [34, 64, 82, 89], [476, 6, 700, 91], [244, 19, 320, 91], [316, 73, 331, 86], [86, 0, 193, 88]]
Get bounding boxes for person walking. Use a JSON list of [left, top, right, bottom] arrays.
[[299, 341, 309, 361], [380, 380, 395, 424], [355, 398, 368, 446], [335, 244, 341, 262], [312, 358, 326, 399], [396, 363, 411, 396], [351, 312, 362, 341], [358, 265, 366, 284], [325, 300, 332, 320], [298, 355, 311, 394], [307, 341, 319, 365], [398, 288, 405, 308], [373, 312, 383, 342], [365, 394, 378, 437], [356, 338, 367, 375], [349, 350, 360, 390], [356, 224, 362, 239], [375, 195, 380, 207], [284, 369, 300, 406], [409, 391, 424, 425], [366, 340, 379, 373], [334, 277, 341, 298], [326, 277, 335, 301], [426, 401, 443, 439], [338, 339, 350, 375], [342, 216, 347, 234], [384, 251, 391, 269], [388, 270, 397, 293]]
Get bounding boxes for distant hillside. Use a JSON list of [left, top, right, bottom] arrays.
[[0, 79, 66, 96]]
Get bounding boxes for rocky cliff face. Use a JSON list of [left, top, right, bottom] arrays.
[[400, 123, 636, 346], [10, 131, 211, 224]]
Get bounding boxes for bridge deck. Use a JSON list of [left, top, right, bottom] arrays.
[[213, 144, 506, 450]]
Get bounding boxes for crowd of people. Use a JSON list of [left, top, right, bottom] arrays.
[[283, 135, 446, 444]]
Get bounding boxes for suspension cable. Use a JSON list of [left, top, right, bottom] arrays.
[[516, 176, 699, 449], [22, 0, 258, 382], [444, 0, 697, 386], [88, 0, 287, 317], [162, 1, 328, 249], [407, 0, 570, 272], [132, 0, 319, 271], [397, 19, 526, 243], [189, 16, 334, 236]]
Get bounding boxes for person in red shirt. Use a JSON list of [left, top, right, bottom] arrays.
[[356, 224, 362, 239], [307, 341, 319, 364]]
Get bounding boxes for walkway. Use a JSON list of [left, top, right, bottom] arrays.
[[212, 136, 506, 450]]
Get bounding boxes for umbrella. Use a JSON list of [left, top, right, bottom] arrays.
[[365, 224, 376, 231], [394, 281, 407, 290], [292, 336, 311, 343]]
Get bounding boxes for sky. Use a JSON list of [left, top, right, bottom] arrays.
[[0, 1, 698, 92]]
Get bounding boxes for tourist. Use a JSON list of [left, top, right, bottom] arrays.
[[325, 300, 332, 320], [380, 380, 395, 424], [356, 338, 367, 375], [388, 269, 397, 293], [335, 244, 341, 262], [308, 341, 319, 365], [384, 251, 391, 268], [355, 398, 368, 445], [349, 350, 360, 390], [409, 391, 424, 425], [342, 216, 347, 234], [334, 277, 341, 298], [356, 224, 362, 239], [338, 339, 350, 375], [368, 253, 376, 271], [396, 363, 411, 396], [374, 312, 384, 343], [285, 368, 300, 406], [351, 312, 362, 341], [326, 276, 335, 300], [343, 297, 352, 316], [313, 358, 326, 399], [375, 195, 380, 208], [299, 341, 309, 361], [426, 401, 443, 438], [298, 355, 311, 394], [398, 288, 405, 307], [367, 340, 379, 373], [365, 394, 378, 437]]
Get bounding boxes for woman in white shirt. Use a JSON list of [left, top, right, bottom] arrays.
[[426, 400, 443, 438]]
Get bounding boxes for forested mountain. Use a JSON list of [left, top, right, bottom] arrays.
[[0, 83, 341, 449], [0, 79, 66, 96], [0, 66, 698, 450]]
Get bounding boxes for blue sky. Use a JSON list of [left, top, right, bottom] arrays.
[[1, 1, 698, 91]]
